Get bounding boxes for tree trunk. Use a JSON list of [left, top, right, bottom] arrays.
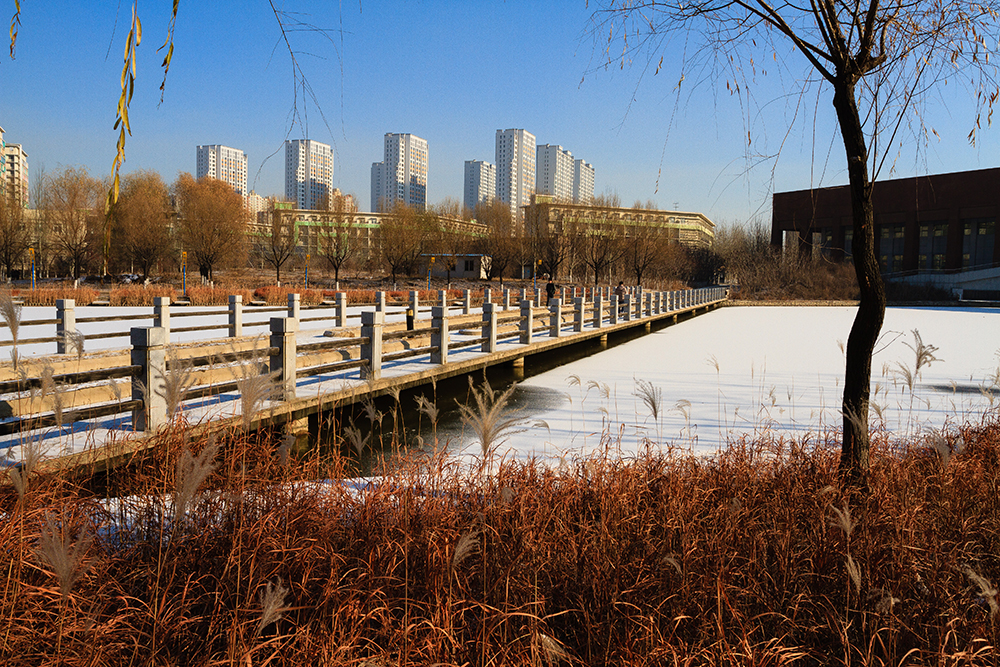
[[832, 80, 887, 489]]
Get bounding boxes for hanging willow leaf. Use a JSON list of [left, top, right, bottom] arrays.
[[8, 0, 20, 58]]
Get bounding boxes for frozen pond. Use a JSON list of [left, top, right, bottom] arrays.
[[439, 306, 1000, 461]]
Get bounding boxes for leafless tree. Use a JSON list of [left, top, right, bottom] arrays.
[[379, 203, 433, 284], [317, 198, 358, 285], [576, 194, 628, 286], [592, 0, 1000, 486], [0, 191, 30, 280], [255, 209, 299, 285], [475, 200, 520, 286], [112, 170, 173, 279], [174, 174, 249, 282], [42, 166, 105, 279]]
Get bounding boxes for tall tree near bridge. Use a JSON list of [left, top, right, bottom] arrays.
[[174, 174, 249, 282], [591, 0, 1000, 487]]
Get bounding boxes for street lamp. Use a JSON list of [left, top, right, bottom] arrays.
[[29, 247, 35, 291], [533, 258, 542, 295], [181, 251, 187, 295], [427, 256, 435, 291], [305, 254, 310, 290]]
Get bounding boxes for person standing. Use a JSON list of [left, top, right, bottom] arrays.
[[545, 278, 556, 305], [614, 280, 627, 315]]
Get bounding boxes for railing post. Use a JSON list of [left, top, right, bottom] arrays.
[[549, 298, 562, 337], [376, 291, 386, 312], [270, 317, 298, 401], [519, 288, 527, 305], [56, 299, 77, 355], [503, 288, 511, 311], [431, 305, 449, 364], [519, 299, 533, 345], [645, 292, 652, 317], [623, 295, 632, 322], [131, 326, 167, 432], [335, 292, 348, 329], [360, 310, 384, 381], [610, 295, 619, 325], [574, 297, 585, 332], [482, 302, 498, 353], [287, 293, 300, 320], [228, 294, 243, 337], [153, 297, 171, 342], [483, 288, 492, 310], [463, 289, 472, 315], [594, 293, 603, 329], [535, 287, 542, 308], [409, 290, 420, 322], [439, 289, 448, 312]]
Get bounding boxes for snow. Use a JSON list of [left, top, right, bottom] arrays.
[[442, 305, 1000, 462]]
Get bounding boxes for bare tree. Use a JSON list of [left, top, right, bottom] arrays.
[[0, 191, 30, 280], [43, 166, 105, 279], [593, 0, 1000, 486], [255, 208, 299, 285], [317, 198, 358, 285], [112, 170, 173, 279], [626, 224, 665, 287], [174, 174, 249, 282], [378, 203, 432, 285], [577, 195, 628, 286], [475, 200, 519, 286]]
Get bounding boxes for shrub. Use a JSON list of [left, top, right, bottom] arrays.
[[186, 285, 254, 306], [109, 285, 178, 307]]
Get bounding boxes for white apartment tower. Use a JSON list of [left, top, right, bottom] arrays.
[[536, 144, 575, 202], [285, 139, 334, 210], [573, 159, 595, 204], [196, 145, 248, 196], [495, 129, 535, 222], [464, 160, 496, 212], [370, 133, 428, 212], [3, 143, 29, 206]]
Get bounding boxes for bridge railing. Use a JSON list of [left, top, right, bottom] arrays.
[[0, 286, 727, 442]]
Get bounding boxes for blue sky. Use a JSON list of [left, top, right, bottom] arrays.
[[2, 1, 995, 224]]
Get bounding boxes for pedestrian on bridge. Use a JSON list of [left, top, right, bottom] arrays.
[[545, 278, 556, 305]]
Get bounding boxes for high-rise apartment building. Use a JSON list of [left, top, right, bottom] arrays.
[[573, 159, 595, 204], [3, 143, 29, 206], [196, 145, 248, 196], [536, 144, 575, 202], [285, 139, 334, 210], [0, 126, 6, 200], [370, 133, 428, 212], [495, 129, 536, 222], [464, 160, 496, 212]]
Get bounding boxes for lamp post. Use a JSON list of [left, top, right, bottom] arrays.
[[427, 256, 435, 291], [533, 258, 542, 295], [181, 251, 187, 295], [305, 254, 310, 290], [29, 247, 35, 290]]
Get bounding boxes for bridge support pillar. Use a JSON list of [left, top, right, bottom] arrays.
[[431, 306, 449, 365], [154, 297, 171, 342], [131, 326, 167, 432], [360, 311, 384, 381], [56, 299, 77, 355], [600, 333, 608, 349], [574, 297, 585, 332], [593, 294, 603, 329], [271, 317, 298, 401], [519, 300, 533, 345], [549, 298, 562, 337], [482, 302, 497, 353], [287, 293, 300, 320], [335, 292, 348, 329], [228, 295, 243, 337]]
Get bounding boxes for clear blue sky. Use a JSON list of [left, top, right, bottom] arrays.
[[2, 1, 995, 224]]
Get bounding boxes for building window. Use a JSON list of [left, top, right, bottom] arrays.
[[962, 218, 995, 269], [918, 222, 948, 270], [879, 224, 905, 273]]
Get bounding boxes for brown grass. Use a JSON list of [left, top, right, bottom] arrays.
[[185, 285, 254, 306], [2, 409, 1000, 665], [12, 286, 100, 306], [108, 285, 178, 307]]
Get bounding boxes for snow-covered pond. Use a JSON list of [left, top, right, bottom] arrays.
[[439, 305, 1000, 461]]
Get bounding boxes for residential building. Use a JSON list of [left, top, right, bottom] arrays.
[[573, 159, 595, 204], [370, 133, 428, 211], [464, 160, 496, 212], [196, 145, 248, 196], [3, 143, 28, 206], [536, 144, 575, 202], [285, 139, 334, 210], [771, 167, 1000, 294], [495, 129, 536, 223], [0, 125, 5, 200]]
